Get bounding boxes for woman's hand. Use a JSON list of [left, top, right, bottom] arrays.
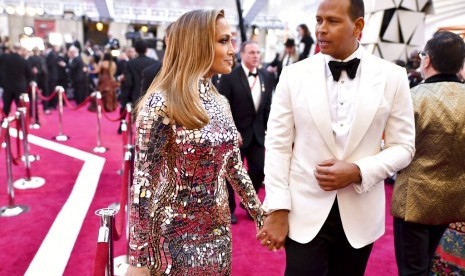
[[125, 266, 150, 276]]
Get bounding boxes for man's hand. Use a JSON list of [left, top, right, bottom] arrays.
[[237, 132, 243, 147], [314, 159, 361, 191], [256, 210, 289, 251]]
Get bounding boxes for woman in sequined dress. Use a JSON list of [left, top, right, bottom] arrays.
[[126, 9, 265, 276]]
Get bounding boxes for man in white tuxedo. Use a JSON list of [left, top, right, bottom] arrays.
[[257, 0, 415, 275]]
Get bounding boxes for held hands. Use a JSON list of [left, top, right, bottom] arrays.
[[256, 210, 289, 251], [314, 159, 361, 191], [125, 266, 150, 276]]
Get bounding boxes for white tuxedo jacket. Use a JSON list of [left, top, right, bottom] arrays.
[[263, 48, 415, 248]]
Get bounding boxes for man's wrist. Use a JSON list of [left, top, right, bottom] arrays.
[[352, 163, 362, 184]]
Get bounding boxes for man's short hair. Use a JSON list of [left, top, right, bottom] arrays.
[[425, 31, 465, 74], [349, 0, 365, 20], [134, 39, 148, 55], [239, 41, 257, 53]]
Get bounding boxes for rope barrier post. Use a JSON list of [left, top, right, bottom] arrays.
[[125, 103, 133, 146], [13, 108, 46, 190], [18, 93, 39, 163], [113, 145, 135, 274], [53, 86, 69, 141], [0, 118, 30, 217], [115, 119, 127, 176], [29, 81, 41, 129], [95, 208, 118, 276], [93, 92, 108, 153]]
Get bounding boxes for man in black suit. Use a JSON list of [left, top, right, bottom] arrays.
[[28, 47, 48, 116], [218, 40, 273, 222], [45, 44, 59, 110], [105, 33, 120, 50], [123, 40, 156, 107], [67, 46, 87, 104], [140, 61, 162, 97], [0, 44, 32, 115], [139, 23, 173, 97]]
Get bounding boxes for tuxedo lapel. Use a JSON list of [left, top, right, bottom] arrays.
[[305, 56, 339, 158], [344, 52, 385, 158]]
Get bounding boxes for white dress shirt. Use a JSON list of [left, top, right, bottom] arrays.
[[242, 63, 261, 111], [324, 46, 363, 155]]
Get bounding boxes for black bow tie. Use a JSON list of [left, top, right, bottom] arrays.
[[328, 58, 360, 81], [248, 71, 258, 78]]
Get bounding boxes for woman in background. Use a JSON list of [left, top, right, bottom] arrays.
[[296, 23, 314, 61], [126, 9, 264, 276]]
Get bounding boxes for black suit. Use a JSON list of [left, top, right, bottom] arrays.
[[219, 66, 273, 149], [218, 65, 273, 213], [123, 55, 156, 106], [140, 61, 162, 97], [68, 56, 87, 104], [0, 52, 32, 115], [28, 55, 48, 114], [45, 49, 59, 108]]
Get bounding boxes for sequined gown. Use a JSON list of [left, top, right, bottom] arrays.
[[129, 80, 264, 275]]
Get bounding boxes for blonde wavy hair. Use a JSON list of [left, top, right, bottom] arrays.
[[137, 9, 225, 129]]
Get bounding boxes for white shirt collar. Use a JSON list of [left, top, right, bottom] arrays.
[[241, 63, 257, 77], [324, 44, 364, 78]]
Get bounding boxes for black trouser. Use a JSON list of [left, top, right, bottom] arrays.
[[285, 200, 373, 276], [45, 79, 58, 109], [73, 80, 87, 104], [2, 90, 20, 116], [394, 217, 447, 276]]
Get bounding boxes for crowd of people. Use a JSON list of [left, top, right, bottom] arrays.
[[0, 35, 162, 128], [1, 0, 465, 275]]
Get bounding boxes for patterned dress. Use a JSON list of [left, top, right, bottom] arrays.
[[129, 79, 265, 275]]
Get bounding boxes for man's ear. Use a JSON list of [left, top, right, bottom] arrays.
[[353, 17, 365, 39]]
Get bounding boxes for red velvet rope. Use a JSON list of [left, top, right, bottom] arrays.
[[112, 158, 131, 241], [36, 88, 58, 102], [101, 108, 127, 123], [62, 92, 93, 111], [19, 98, 31, 132], [10, 118, 22, 166], [0, 125, 6, 155], [92, 242, 109, 276]]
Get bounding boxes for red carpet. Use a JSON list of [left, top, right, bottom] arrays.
[[0, 106, 397, 275]]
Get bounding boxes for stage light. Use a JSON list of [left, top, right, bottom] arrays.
[[6, 6, 15, 14], [26, 6, 36, 16], [16, 6, 25, 16], [96, 22, 104, 31], [24, 26, 34, 36], [141, 25, 149, 33], [36, 8, 44, 16]]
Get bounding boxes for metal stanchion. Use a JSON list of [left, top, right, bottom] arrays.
[[29, 81, 40, 129], [93, 92, 108, 153], [115, 120, 128, 176], [0, 118, 29, 217], [53, 86, 69, 141], [95, 208, 118, 276], [125, 103, 133, 146], [19, 93, 39, 163], [113, 147, 134, 276], [13, 108, 46, 190]]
